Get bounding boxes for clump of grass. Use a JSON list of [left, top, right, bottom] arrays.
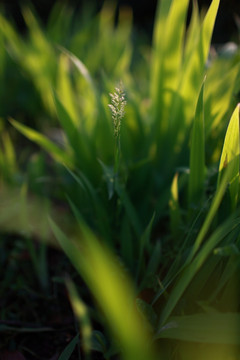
[[1, 0, 240, 359]]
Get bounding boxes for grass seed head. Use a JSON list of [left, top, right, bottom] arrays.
[[108, 82, 126, 139]]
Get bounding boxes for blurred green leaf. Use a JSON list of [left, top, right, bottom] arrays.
[[10, 118, 74, 167], [58, 333, 80, 360], [49, 218, 157, 360], [157, 312, 240, 344], [188, 81, 205, 211], [217, 103, 240, 210]]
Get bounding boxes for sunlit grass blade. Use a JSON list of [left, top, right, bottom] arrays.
[[58, 46, 95, 90], [21, 8, 56, 114], [66, 278, 92, 357], [57, 53, 79, 126], [158, 159, 240, 326], [0, 131, 18, 182], [183, 0, 200, 64], [169, 173, 182, 238], [199, 0, 220, 63], [0, 13, 25, 60], [53, 93, 83, 160], [171, 0, 220, 151], [158, 211, 240, 327], [59, 47, 100, 136], [150, 0, 190, 131], [189, 157, 238, 261], [157, 312, 240, 344], [49, 218, 157, 360], [182, 0, 220, 98], [0, 10, 56, 114], [188, 81, 205, 212], [10, 118, 74, 167], [205, 64, 240, 139], [54, 92, 78, 142], [217, 103, 240, 210]]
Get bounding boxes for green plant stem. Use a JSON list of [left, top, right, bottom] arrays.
[[114, 136, 120, 183]]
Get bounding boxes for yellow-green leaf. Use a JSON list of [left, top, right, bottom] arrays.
[[217, 104, 240, 210]]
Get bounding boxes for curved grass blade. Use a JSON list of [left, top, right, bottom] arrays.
[[136, 212, 155, 283], [150, 0, 190, 132], [188, 81, 205, 212], [157, 312, 240, 345], [217, 103, 240, 211], [169, 172, 182, 238], [158, 210, 240, 327], [66, 278, 92, 357], [53, 93, 84, 161], [58, 333, 80, 360], [58, 46, 95, 90], [10, 118, 73, 167], [57, 53, 79, 127], [66, 168, 112, 244], [157, 155, 240, 327], [49, 218, 157, 360], [115, 180, 142, 238], [170, 0, 220, 154]]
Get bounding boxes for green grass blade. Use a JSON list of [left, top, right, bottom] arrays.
[[120, 215, 134, 270], [58, 46, 95, 90], [152, 0, 173, 51], [66, 278, 92, 356], [10, 118, 73, 167], [136, 213, 155, 282], [158, 211, 240, 327], [183, 0, 200, 64], [158, 159, 240, 326], [217, 104, 240, 210], [57, 53, 79, 126], [58, 333, 80, 360], [172, 0, 220, 144], [49, 218, 157, 360], [115, 181, 142, 238], [197, 0, 220, 64], [54, 91, 78, 138], [0, 131, 18, 182], [169, 173, 182, 238], [189, 158, 238, 261], [21, 8, 56, 114], [140, 240, 162, 290], [53, 93, 82, 158], [157, 312, 240, 344], [98, 158, 114, 199], [205, 64, 240, 138], [0, 14, 25, 60], [66, 168, 111, 244], [150, 0, 190, 130], [188, 81, 205, 211], [209, 252, 240, 302]]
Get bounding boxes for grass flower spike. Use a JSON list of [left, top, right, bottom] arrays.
[[108, 82, 126, 139]]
